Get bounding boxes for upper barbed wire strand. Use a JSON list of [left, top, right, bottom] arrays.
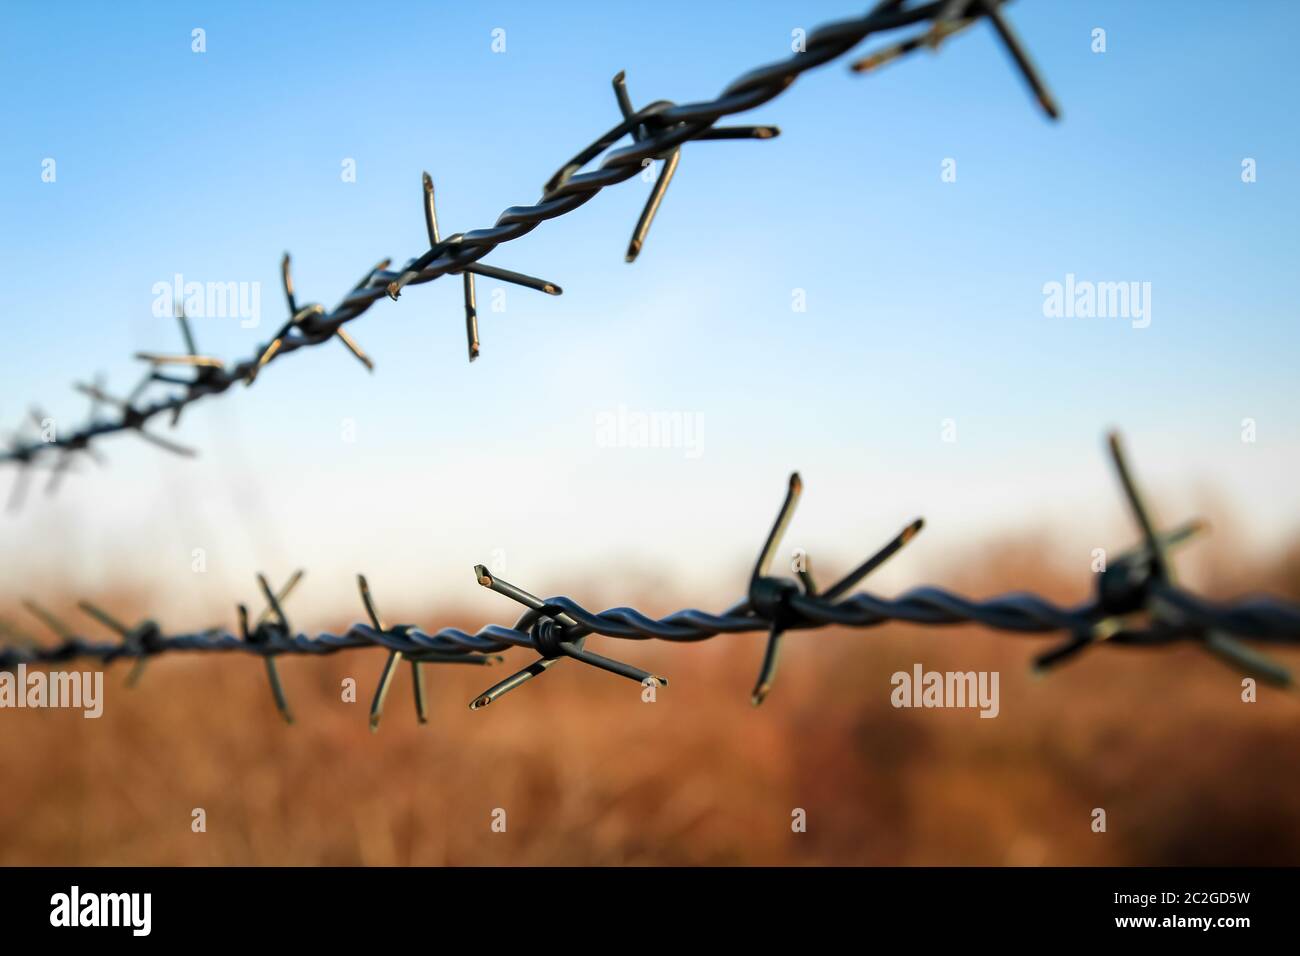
[[1, 0, 1055, 493]]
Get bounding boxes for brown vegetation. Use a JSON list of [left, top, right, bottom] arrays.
[[1, 538, 1297, 866]]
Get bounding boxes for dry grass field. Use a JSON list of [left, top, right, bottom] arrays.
[[2, 534, 1298, 866]]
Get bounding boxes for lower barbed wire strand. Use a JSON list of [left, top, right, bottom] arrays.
[[4, 582, 1298, 672], [5, 441, 1300, 719]]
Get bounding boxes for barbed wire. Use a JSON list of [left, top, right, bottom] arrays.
[[4, 5, 1296, 729], [3, 434, 1298, 729], [0, 0, 1059, 509]]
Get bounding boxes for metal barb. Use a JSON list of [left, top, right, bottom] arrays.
[[747, 473, 802, 704], [471, 563, 663, 705], [419, 172, 558, 362], [853, 16, 974, 71], [281, 252, 298, 316], [176, 303, 199, 357], [612, 69, 684, 262], [252, 572, 300, 725], [134, 352, 225, 370], [78, 601, 153, 685], [1096, 433, 1291, 684], [1107, 431, 1166, 578], [752, 472, 803, 584], [360, 573, 402, 732], [975, 0, 1060, 119], [749, 476, 923, 704], [24, 600, 74, 640], [626, 148, 681, 263], [463, 268, 479, 362]]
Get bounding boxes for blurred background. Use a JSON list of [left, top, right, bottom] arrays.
[[1, 0, 1298, 864]]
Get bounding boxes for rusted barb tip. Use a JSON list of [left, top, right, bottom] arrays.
[[369, 715, 382, 733], [542, 283, 562, 296], [751, 684, 771, 707], [757, 126, 780, 139], [470, 695, 491, 711], [422, 171, 433, 191], [902, 518, 925, 541], [474, 564, 493, 587], [625, 239, 642, 263], [385, 281, 401, 300], [611, 69, 626, 85], [789, 472, 802, 493]]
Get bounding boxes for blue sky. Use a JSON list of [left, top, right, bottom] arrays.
[[1, 1, 1297, 626]]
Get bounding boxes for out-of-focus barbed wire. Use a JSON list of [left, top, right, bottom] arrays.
[[0, 0, 1058, 509], [4, 435, 1298, 729]]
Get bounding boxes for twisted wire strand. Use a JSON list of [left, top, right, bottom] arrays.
[[3, 435, 1298, 727], [8, 587, 1297, 668], [0, 0, 1057, 503]]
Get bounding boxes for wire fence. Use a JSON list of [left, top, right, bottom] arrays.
[[2, 3, 1298, 728], [3, 434, 1299, 729], [1, 0, 1059, 506]]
